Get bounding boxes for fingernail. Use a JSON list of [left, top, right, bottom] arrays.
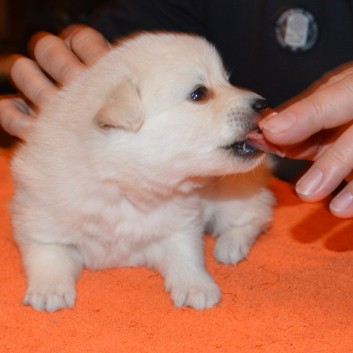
[[260, 112, 296, 134], [296, 168, 324, 197], [330, 191, 353, 215]]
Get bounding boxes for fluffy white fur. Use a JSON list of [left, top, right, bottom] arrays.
[[10, 32, 274, 312]]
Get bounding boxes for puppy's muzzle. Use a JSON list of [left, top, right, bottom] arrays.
[[251, 98, 269, 113], [224, 98, 270, 158]]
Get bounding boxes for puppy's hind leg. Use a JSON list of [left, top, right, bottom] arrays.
[[214, 224, 262, 265], [212, 187, 274, 265], [19, 242, 82, 312]]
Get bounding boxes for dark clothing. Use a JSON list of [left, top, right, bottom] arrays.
[[91, 0, 353, 180], [93, 0, 353, 106]]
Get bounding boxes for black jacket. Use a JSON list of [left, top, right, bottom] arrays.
[[93, 0, 353, 107]]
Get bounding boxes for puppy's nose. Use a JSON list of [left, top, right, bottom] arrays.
[[251, 98, 269, 113]]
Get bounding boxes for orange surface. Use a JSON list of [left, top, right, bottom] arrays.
[[1, 149, 353, 353]]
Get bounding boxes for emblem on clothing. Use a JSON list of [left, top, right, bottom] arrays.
[[275, 8, 319, 53]]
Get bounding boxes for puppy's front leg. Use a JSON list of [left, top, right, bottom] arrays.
[[148, 232, 220, 310], [19, 242, 82, 312]]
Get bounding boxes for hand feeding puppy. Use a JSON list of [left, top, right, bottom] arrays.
[[10, 32, 275, 312]]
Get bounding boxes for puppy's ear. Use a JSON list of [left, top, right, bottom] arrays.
[[96, 79, 144, 131]]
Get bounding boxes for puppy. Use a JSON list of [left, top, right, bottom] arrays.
[[10, 32, 274, 312]]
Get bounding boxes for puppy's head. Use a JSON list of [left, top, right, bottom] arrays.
[[88, 33, 269, 185]]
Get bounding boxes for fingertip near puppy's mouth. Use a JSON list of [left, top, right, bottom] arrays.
[[246, 129, 285, 158]]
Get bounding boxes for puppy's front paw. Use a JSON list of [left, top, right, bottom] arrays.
[[214, 230, 255, 265], [170, 278, 220, 310], [23, 283, 76, 312]]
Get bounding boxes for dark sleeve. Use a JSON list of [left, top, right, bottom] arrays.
[[91, 0, 207, 42]]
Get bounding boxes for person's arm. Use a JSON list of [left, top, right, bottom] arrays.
[[260, 63, 353, 218]]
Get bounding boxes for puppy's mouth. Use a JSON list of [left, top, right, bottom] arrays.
[[222, 137, 262, 158]]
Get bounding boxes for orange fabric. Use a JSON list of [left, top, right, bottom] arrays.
[[1, 149, 353, 353]]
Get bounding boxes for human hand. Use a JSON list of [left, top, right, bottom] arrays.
[[260, 63, 353, 218], [0, 25, 110, 139]]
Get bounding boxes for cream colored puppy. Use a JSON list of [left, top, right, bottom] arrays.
[[11, 32, 274, 312]]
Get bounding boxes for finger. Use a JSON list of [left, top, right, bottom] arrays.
[[317, 62, 353, 91], [330, 180, 353, 218], [29, 32, 86, 85], [279, 127, 345, 161], [0, 97, 36, 139], [276, 133, 324, 160], [60, 24, 110, 65], [260, 72, 353, 145], [295, 124, 353, 202], [6, 54, 57, 106]]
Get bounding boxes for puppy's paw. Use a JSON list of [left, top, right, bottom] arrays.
[[23, 283, 76, 312], [214, 231, 254, 265], [170, 278, 221, 310]]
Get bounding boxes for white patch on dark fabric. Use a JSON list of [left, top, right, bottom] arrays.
[[275, 8, 319, 53]]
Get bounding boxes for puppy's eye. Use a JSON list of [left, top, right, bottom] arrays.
[[190, 86, 209, 102]]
